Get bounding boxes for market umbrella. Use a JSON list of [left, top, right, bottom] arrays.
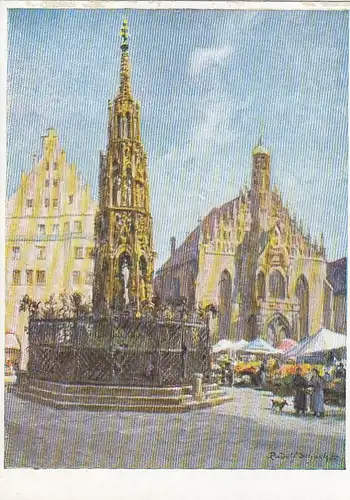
[[285, 328, 347, 360], [239, 337, 281, 355], [212, 339, 236, 354], [230, 339, 249, 351], [277, 338, 297, 352], [5, 332, 20, 350]]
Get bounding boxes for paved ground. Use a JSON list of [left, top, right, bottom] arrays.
[[4, 387, 345, 469]]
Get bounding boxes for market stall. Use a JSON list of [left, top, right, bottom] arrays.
[[277, 338, 297, 353], [212, 339, 249, 385], [284, 328, 346, 362], [277, 329, 347, 405], [5, 331, 20, 372], [234, 338, 282, 386]]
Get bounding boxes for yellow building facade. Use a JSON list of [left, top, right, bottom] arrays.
[[6, 129, 97, 351]]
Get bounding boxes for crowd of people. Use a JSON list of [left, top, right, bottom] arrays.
[[292, 361, 346, 418], [214, 353, 346, 418]]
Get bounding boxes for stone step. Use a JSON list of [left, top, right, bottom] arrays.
[[205, 389, 227, 399], [26, 379, 191, 397], [204, 383, 218, 391], [19, 390, 233, 413], [24, 385, 194, 405]]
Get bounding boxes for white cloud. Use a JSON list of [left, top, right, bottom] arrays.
[[189, 45, 233, 75]]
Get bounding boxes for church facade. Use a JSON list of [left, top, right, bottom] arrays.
[[93, 20, 155, 316], [154, 137, 335, 345]]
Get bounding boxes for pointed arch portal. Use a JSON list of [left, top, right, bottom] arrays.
[[295, 275, 309, 340], [218, 270, 232, 340], [265, 314, 291, 346]]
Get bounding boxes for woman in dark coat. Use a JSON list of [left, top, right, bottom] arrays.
[[292, 367, 308, 415]]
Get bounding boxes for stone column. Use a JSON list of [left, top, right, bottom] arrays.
[[192, 373, 204, 401]]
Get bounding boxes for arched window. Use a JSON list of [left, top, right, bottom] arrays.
[[139, 256, 147, 279], [218, 270, 233, 340], [256, 271, 266, 300], [269, 270, 285, 299], [118, 115, 123, 138], [323, 280, 332, 329], [125, 113, 131, 138], [295, 275, 309, 339], [172, 278, 181, 299]]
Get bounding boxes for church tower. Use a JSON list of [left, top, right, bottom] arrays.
[[251, 128, 271, 209], [251, 127, 271, 231], [93, 20, 155, 316]]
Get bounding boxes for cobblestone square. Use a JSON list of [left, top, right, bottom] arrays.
[[5, 387, 345, 469]]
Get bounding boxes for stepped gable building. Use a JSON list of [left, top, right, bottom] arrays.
[[327, 257, 347, 334], [6, 129, 97, 348], [154, 134, 334, 345], [93, 20, 156, 315]]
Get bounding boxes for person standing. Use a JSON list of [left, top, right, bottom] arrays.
[[292, 367, 308, 415], [309, 368, 325, 417], [258, 358, 267, 387]]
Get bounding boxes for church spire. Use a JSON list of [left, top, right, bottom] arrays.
[[118, 19, 132, 97], [258, 120, 264, 147], [93, 20, 155, 316]]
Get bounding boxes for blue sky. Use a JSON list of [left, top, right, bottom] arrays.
[[7, 9, 348, 268]]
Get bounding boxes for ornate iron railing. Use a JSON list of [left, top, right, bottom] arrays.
[[27, 313, 211, 387]]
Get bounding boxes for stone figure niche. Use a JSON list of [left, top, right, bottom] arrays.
[[119, 253, 132, 308], [139, 256, 147, 303]]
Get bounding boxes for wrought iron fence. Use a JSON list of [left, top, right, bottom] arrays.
[[27, 312, 211, 387]]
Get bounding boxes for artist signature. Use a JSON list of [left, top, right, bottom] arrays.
[[268, 452, 340, 463]]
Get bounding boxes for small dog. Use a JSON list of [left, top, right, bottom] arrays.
[[271, 398, 288, 411]]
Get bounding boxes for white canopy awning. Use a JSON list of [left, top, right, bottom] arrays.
[[212, 339, 236, 353], [5, 332, 20, 350], [239, 337, 281, 355], [285, 328, 347, 359]]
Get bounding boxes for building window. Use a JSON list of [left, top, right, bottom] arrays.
[[86, 247, 93, 259], [53, 198, 58, 208], [45, 179, 49, 187], [53, 179, 58, 187], [26, 269, 33, 285], [45, 163, 49, 171], [53, 162, 58, 170], [256, 271, 266, 300], [36, 270, 46, 286], [26, 199, 33, 208], [52, 224, 59, 235], [85, 271, 94, 285], [63, 222, 70, 234], [36, 246, 46, 260], [73, 271, 81, 285], [44, 198, 49, 208], [12, 270, 21, 285], [12, 246, 20, 260], [269, 270, 286, 300], [75, 247, 83, 259], [69, 195, 74, 205], [38, 224, 46, 236], [74, 220, 82, 234]]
